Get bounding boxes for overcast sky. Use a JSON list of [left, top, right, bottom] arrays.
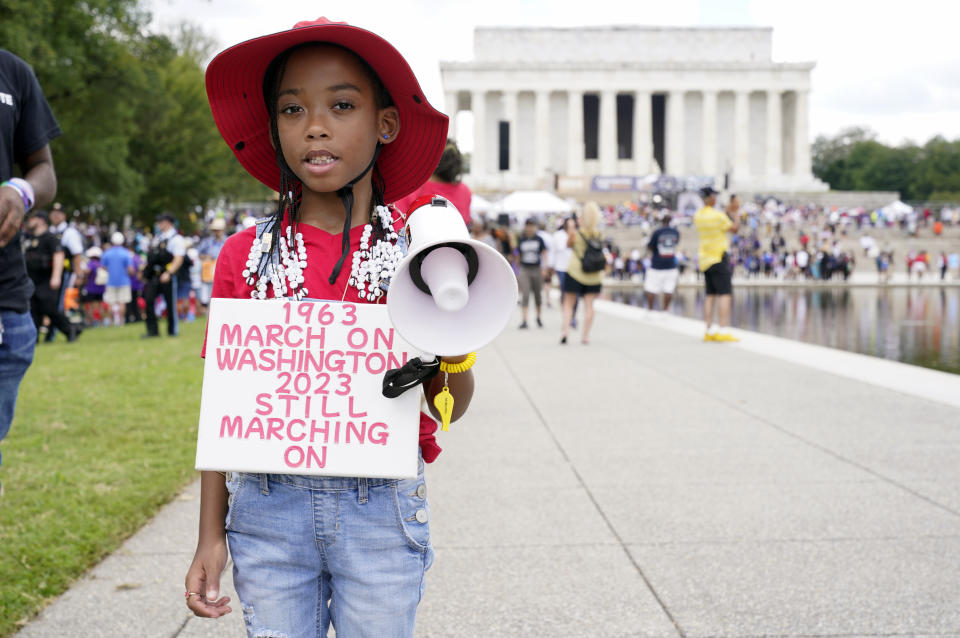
[[149, 0, 960, 149]]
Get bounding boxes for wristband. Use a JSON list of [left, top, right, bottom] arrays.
[[439, 352, 477, 374], [1, 177, 35, 211]]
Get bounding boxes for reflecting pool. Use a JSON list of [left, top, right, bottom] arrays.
[[606, 286, 960, 375]]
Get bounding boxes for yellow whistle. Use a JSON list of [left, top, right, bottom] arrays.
[[433, 386, 454, 431]]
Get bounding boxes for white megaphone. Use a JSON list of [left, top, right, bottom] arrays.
[[387, 195, 518, 356]]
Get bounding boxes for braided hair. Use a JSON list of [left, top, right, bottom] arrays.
[[257, 43, 395, 285]]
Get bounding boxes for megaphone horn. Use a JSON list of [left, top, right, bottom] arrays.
[[408, 242, 478, 310], [386, 195, 518, 357]]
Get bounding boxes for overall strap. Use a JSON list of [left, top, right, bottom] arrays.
[[254, 217, 276, 279], [255, 217, 275, 243]]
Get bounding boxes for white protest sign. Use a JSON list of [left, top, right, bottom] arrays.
[[196, 298, 422, 479]]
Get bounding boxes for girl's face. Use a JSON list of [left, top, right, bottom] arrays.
[[276, 45, 398, 198]]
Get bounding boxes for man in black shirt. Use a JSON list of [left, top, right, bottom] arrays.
[[46, 202, 84, 336], [24, 211, 79, 342], [0, 49, 62, 474], [644, 213, 681, 312], [516, 218, 547, 329]]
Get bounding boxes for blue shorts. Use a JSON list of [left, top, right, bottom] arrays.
[[225, 456, 432, 638]]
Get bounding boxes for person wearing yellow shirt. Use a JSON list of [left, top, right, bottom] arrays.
[[693, 186, 740, 342]]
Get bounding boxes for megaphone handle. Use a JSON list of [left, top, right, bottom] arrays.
[[381, 355, 440, 399]]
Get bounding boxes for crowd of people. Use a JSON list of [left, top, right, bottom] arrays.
[[20, 207, 235, 342], [22, 191, 960, 351], [605, 195, 960, 234], [486, 194, 960, 287], [462, 186, 960, 348], [469, 201, 674, 344]]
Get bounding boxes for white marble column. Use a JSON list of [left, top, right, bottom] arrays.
[[534, 90, 551, 181], [666, 90, 685, 175], [793, 90, 811, 176], [503, 90, 518, 173], [600, 89, 617, 174], [444, 91, 459, 141], [567, 90, 584, 176], [766, 90, 782, 176], [633, 90, 652, 174], [733, 90, 751, 180], [701, 90, 718, 177], [471, 90, 486, 177]]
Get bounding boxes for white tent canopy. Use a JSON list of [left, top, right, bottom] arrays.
[[470, 194, 494, 217], [881, 200, 913, 219], [494, 190, 575, 222]]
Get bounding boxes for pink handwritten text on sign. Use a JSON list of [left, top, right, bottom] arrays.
[[196, 299, 422, 479]]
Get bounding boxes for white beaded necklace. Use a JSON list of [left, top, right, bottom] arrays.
[[348, 205, 403, 301], [241, 205, 403, 302]]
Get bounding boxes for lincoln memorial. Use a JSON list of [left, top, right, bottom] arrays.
[[440, 26, 828, 194]]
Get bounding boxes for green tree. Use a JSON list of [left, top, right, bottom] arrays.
[[912, 137, 960, 202], [1, 2, 268, 226], [811, 126, 876, 191], [128, 24, 270, 227], [128, 33, 216, 226], [844, 141, 919, 199], [811, 127, 960, 201], [0, 0, 152, 219]]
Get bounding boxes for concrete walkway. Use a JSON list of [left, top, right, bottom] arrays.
[[15, 300, 960, 637]]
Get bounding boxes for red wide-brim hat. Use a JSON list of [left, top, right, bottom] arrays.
[[205, 17, 448, 203]]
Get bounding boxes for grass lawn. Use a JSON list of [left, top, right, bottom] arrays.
[[0, 318, 207, 637]]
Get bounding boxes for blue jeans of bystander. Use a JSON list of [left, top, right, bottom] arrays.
[[225, 456, 432, 638], [0, 310, 37, 468]]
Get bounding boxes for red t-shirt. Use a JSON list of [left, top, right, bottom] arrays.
[[202, 216, 442, 463], [394, 180, 472, 227]]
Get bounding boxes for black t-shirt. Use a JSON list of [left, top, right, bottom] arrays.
[[177, 250, 193, 284], [648, 227, 680, 270], [0, 49, 63, 312], [23, 230, 61, 286], [518, 234, 546, 267]]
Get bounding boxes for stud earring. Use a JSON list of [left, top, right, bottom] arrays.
[[382, 134, 389, 140]]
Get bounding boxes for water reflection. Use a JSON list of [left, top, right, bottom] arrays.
[[606, 286, 960, 375]]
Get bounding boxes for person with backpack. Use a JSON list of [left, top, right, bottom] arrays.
[[560, 201, 605, 345]]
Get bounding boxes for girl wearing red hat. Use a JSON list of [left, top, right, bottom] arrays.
[[185, 19, 474, 637]]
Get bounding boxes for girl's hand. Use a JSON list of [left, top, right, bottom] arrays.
[[185, 539, 232, 618]]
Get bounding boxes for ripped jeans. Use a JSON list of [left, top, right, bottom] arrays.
[[225, 456, 432, 638]]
